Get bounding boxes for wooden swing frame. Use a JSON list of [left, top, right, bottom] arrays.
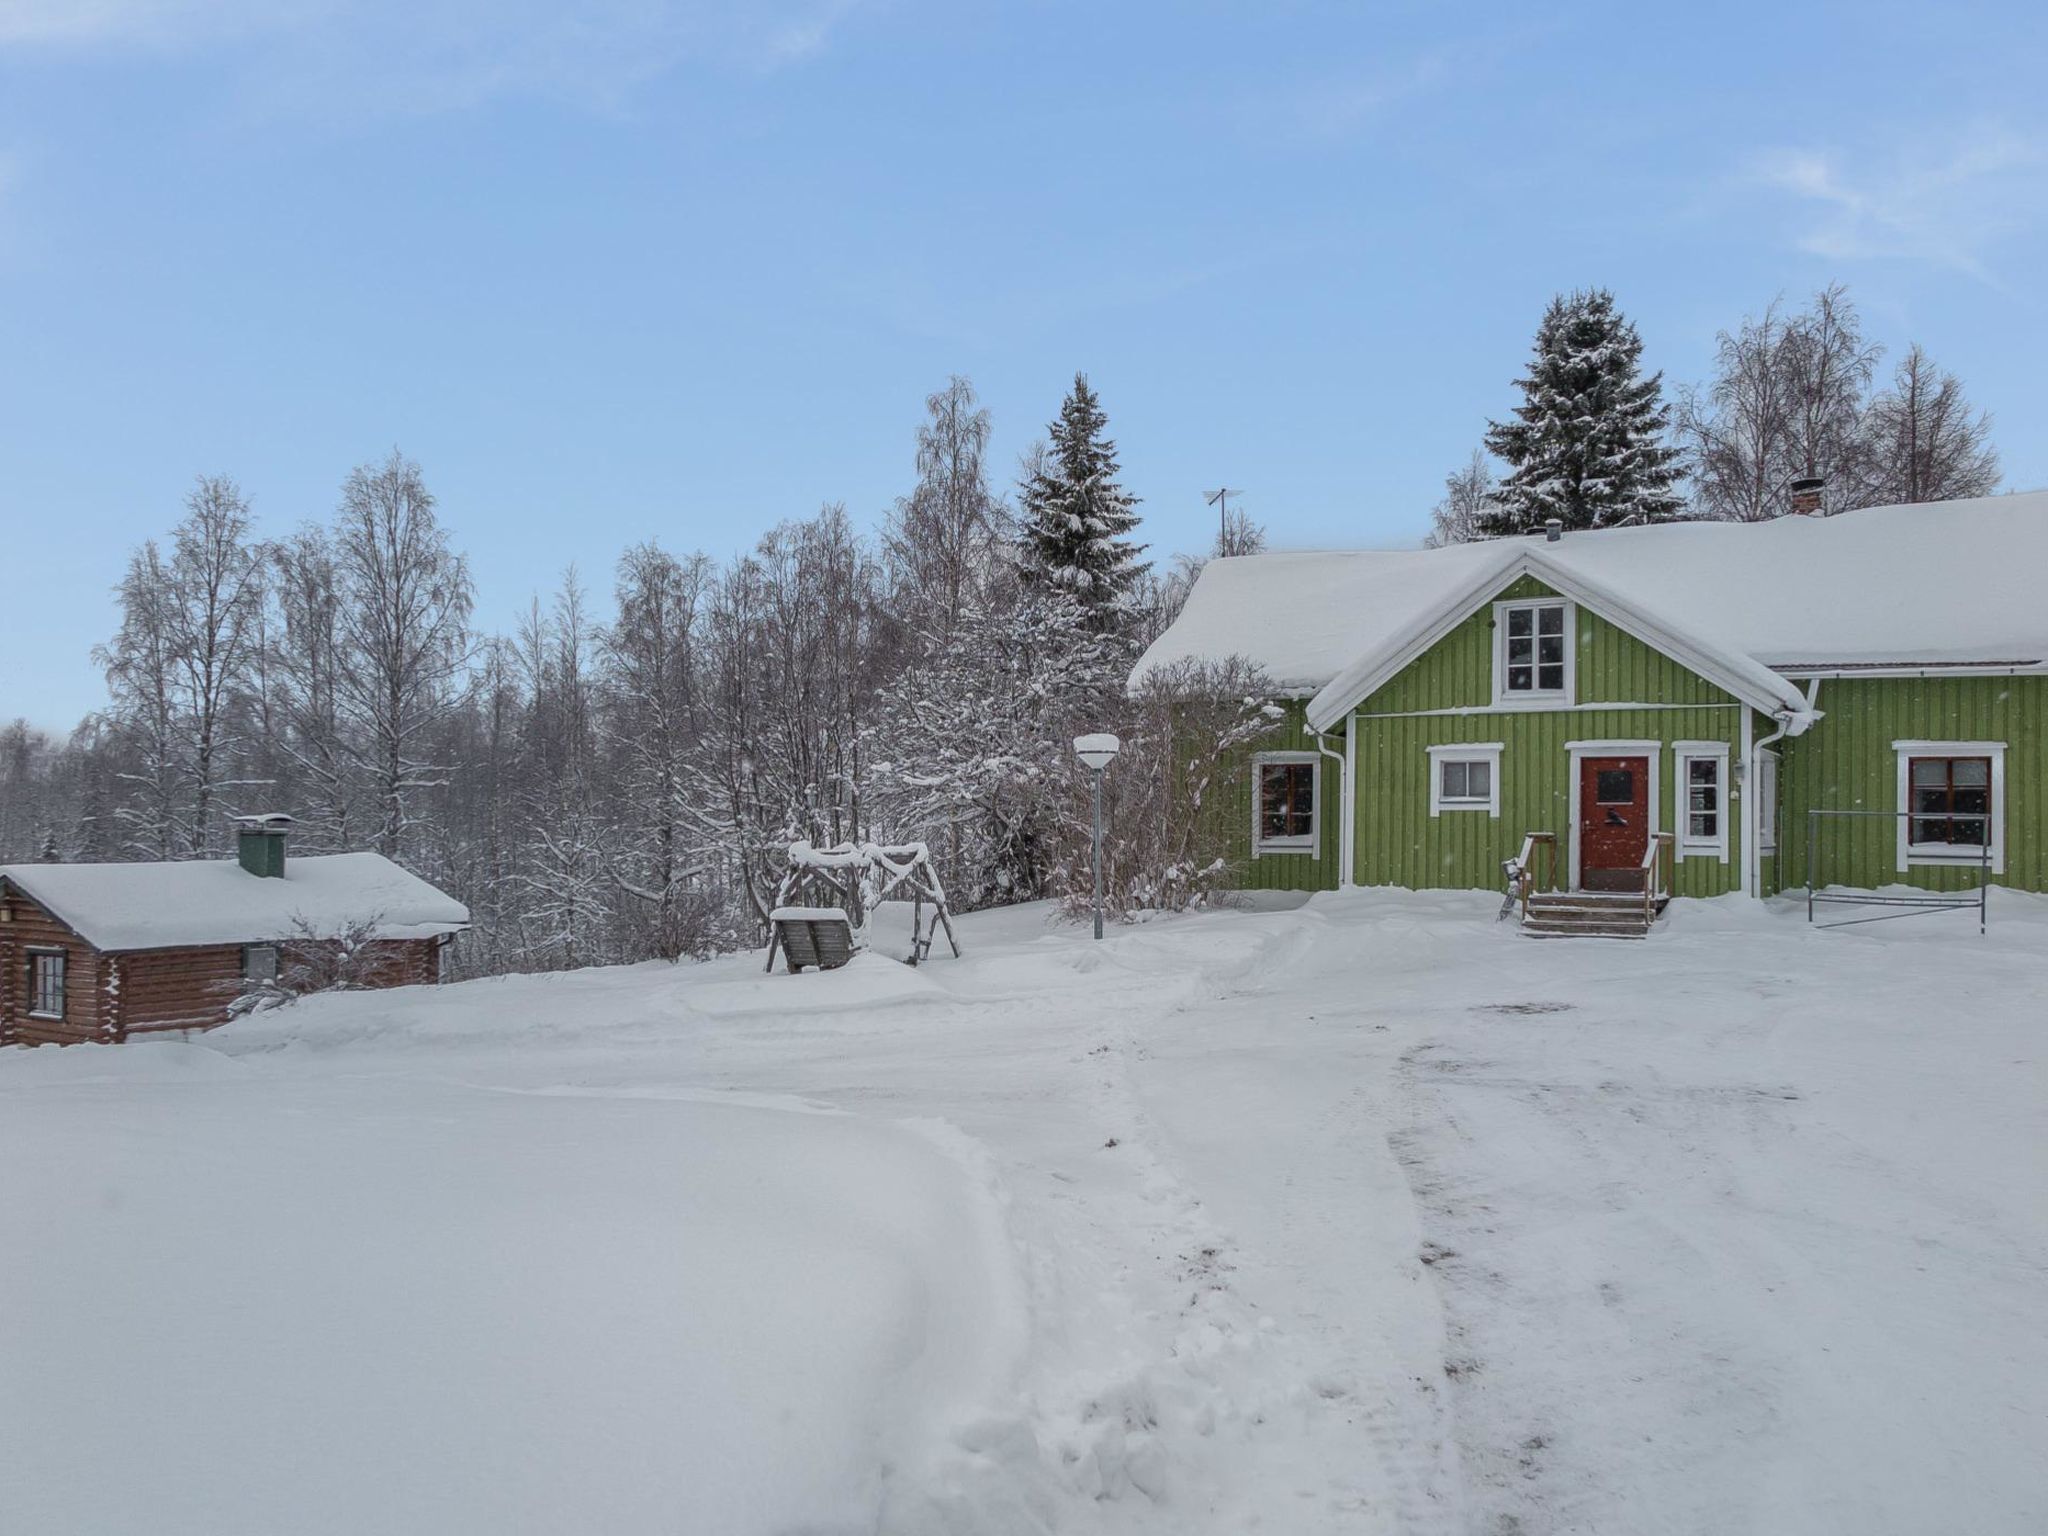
[[762, 840, 962, 973]]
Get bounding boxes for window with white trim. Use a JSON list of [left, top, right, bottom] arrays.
[[243, 944, 280, 985], [1427, 742, 1503, 818], [1675, 744, 1729, 862], [1253, 753, 1318, 855], [1493, 599, 1572, 704], [1893, 740, 2004, 872], [27, 948, 66, 1020], [1757, 750, 1779, 854]]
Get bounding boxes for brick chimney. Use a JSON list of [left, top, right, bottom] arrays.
[[1788, 476, 1825, 516], [231, 813, 294, 878]]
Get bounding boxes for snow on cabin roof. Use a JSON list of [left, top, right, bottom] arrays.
[[0, 852, 470, 953], [1134, 491, 2048, 707]]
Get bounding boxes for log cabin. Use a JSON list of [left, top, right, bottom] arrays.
[[0, 815, 469, 1045]]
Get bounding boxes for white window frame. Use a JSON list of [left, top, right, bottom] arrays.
[[26, 946, 66, 1020], [1252, 751, 1320, 857], [1427, 742, 1503, 818], [1491, 598, 1575, 708], [243, 944, 280, 984], [1893, 740, 2004, 874], [1757, 749, 1779, 855], [1674, 741, 1730, 864]]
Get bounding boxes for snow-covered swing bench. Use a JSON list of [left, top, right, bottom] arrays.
[[763, 840, 962, 973]]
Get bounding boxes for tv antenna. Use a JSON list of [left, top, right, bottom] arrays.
[[1205, 486, 1243, 547]]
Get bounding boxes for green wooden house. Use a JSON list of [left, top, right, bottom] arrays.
[[1133, 491, 2047, 934]]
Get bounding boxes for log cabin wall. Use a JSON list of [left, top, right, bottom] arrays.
[[0, 890, 111, 1045], [115, 945, 247, 1038]]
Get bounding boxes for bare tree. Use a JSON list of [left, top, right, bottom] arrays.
[[1855, 344, 2001, 507], [1778, 284, 1882, 513], [163, 477, 265, 851], [1678, 299, 1794, 522], [96, 543, 185, 857], [330, 450, 474, 858], [266, 527, 357, 849], [1424, 450, 1501, 545], [93, 478, 265, 856], [885, 376, 1007, 638], [601, 541, 719, 958]]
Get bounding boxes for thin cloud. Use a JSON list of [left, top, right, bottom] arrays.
[[1747, 128, 2048, 287], [0, 1, 862, 111], [1282, 51, 1455, 141]]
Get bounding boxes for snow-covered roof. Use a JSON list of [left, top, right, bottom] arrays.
[[0, 852, 470, 952], [1134, 492, 2048, 723]]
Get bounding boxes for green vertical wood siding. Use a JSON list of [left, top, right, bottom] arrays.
[[1343, 575, 1745, 894], [1348, 707, 1744, 895], [1188, 700, 1342, 892], [1776, 676, 2048, 893], [1181, 570, 2048, 902]]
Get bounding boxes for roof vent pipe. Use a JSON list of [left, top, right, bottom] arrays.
[[1544, 518, 1563, 543], [1789, 476, 1825, 516]]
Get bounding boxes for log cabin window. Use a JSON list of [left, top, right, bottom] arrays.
[[243, 944, 280, 985], [27, 948, 66, 1019], [1493, 600, 1572, 705], [1676, 744, 1729, 862], [1253, 754, 1318, 854], [1894, 741, 2005, 873]]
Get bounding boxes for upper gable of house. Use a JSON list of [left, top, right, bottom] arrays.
[[1354, 573, 1738, 716]]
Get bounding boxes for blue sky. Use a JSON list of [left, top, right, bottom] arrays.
[[3, 0, 2045, 729]]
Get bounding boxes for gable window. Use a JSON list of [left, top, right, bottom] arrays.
[[1757, 749, 1779, 854], [1253, 753, 1318, 855], [1493, 599, 1572, 705], [1427, 743, 1503, 818], [243, 944, 280, 985], [27, 949, 66, 1020], [1675, 743, 1729, 862], [1893, 740, 2004, 873]]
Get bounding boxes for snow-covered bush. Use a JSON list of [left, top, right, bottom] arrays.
[[1057, 657, 1280, 922]]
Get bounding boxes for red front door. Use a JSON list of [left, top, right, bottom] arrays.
[[1579, 755, 1649, 890]]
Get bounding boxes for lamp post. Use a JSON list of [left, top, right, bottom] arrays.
[[1073, 733, 1121, 940]]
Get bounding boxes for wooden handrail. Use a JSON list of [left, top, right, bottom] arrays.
[[1640, 832, 1674, 924], [1514, 831, 1557, 922]]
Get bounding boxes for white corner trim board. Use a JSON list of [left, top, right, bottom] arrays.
[[1426, 742, 1504, 818], [1892, 739, 2006, 874]]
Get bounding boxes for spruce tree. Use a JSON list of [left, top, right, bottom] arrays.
[[1018, 373, 1149, 624], [1481, 289, 1685, 535]]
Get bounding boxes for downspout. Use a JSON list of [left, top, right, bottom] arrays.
[[1748, 679, 1820, 897], [1311, 725, 1350, 888], [1345, 712, 1357, 888]]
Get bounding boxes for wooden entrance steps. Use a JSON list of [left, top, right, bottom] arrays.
[[1523, 889, 1663, 939]]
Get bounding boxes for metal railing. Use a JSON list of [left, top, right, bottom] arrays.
[[1804, 809, 1990, 933]]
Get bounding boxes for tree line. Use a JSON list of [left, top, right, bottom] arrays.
[[1, 375, 1271, 973], [1428, 282, 2004, 544], [2, 281, 2014, 973]]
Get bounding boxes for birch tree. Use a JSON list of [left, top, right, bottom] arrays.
[[331, 450, 474, 858]]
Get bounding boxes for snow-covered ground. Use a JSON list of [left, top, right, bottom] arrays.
[[4, 890, 2045, 1534]]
